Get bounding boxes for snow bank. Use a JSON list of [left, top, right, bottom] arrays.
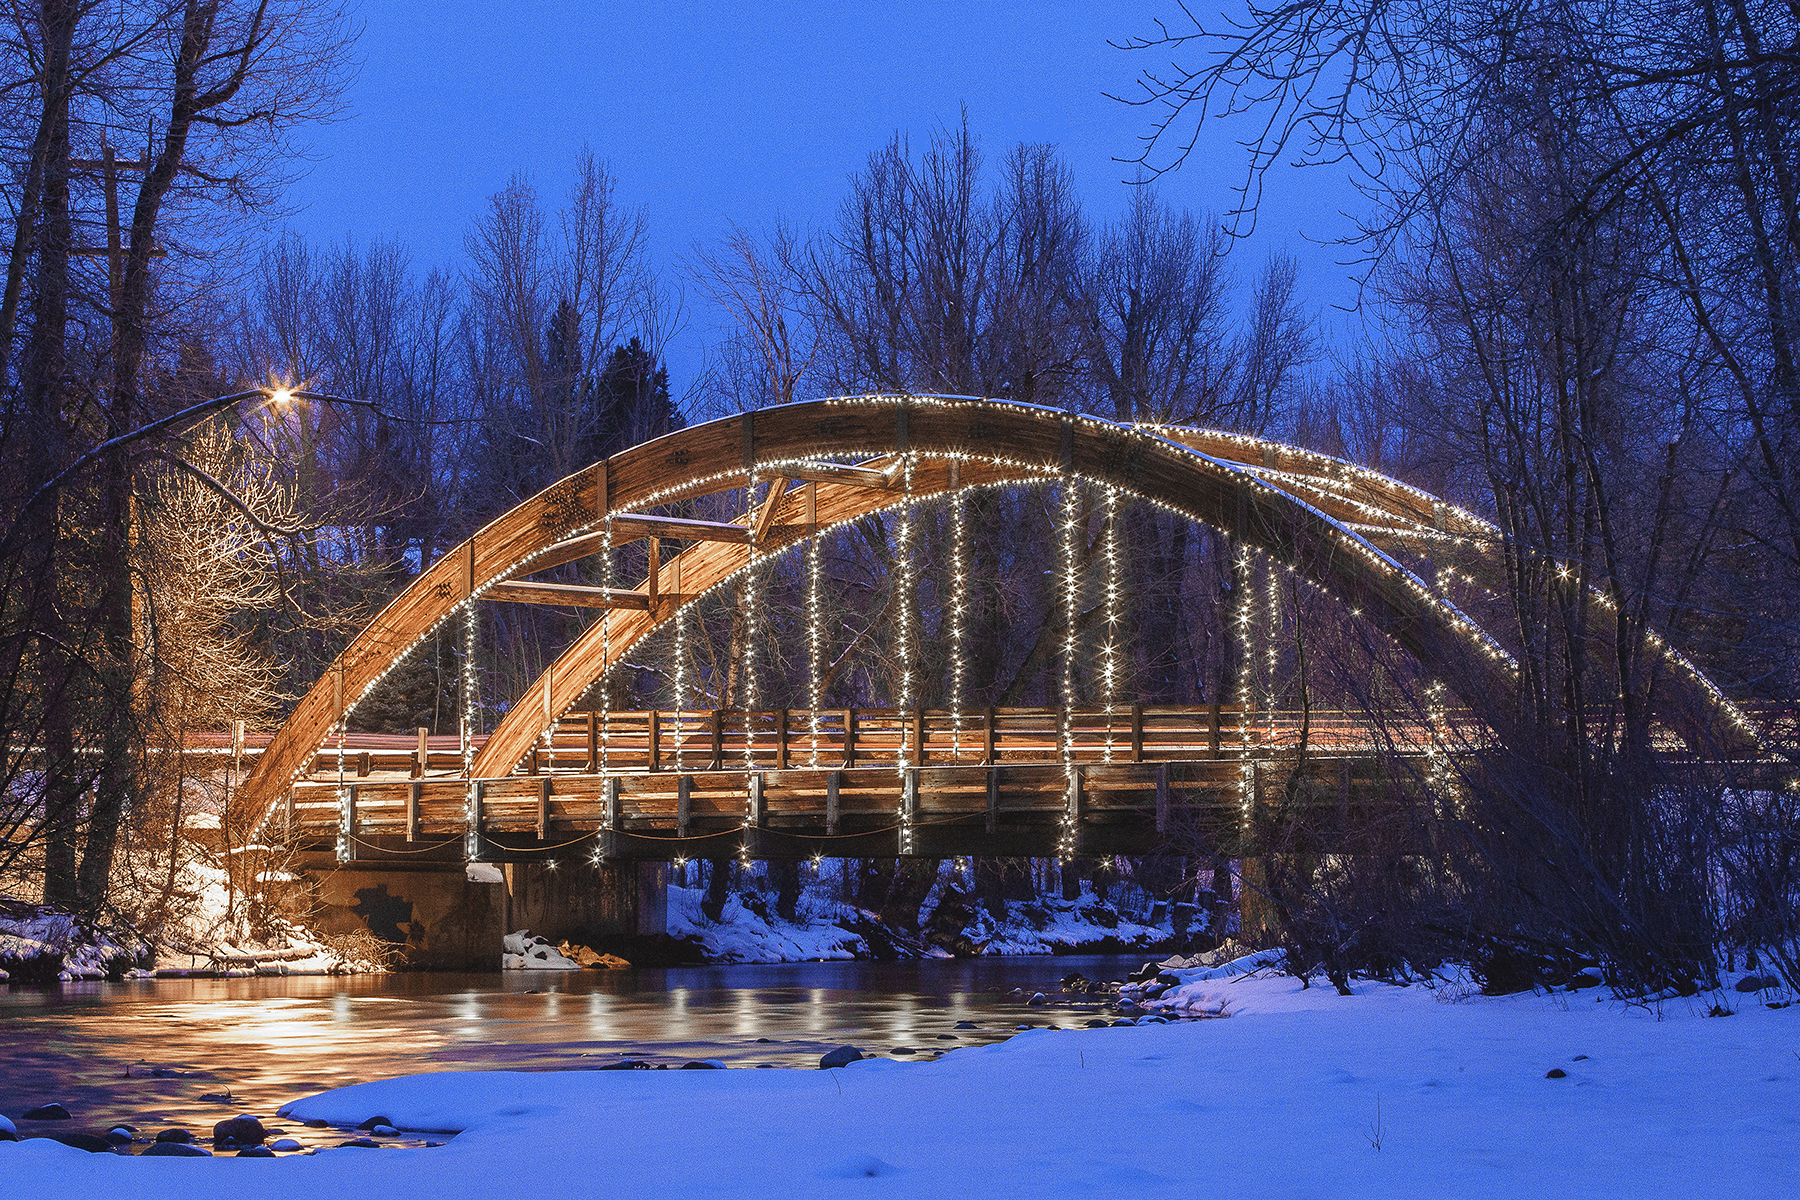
[[2, 973, 1794, 1196]]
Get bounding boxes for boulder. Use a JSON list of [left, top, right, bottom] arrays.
[[819, 1046, 864, 1069], [269, 1138, 304, 1151], [354, 1115, 395, 1131], [338, 1137, 381, 1148], [45, 1132, 114, 1153], [236, 1146, 277, 1157], [1736, 974, 1781, 992], [153, 1128, 194, 1144], [679, 1060, 726, 1069], [213, 1115, 265, 1146], [371, 1125, 398, 1136], [141, 1142, 211, 1157], [21, 1104, 70, 1121], [1026, 992, 1048, 1006]]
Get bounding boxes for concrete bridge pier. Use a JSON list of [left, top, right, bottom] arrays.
[[302, 856, 669, 970]]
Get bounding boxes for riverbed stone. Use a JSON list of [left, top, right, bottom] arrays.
[[21, 1104, 70, 1121], [819, 1046, 864, 1069], [269, 1138, 304, 1152], [679, 1060, 726, 1069], [236, 1146, 277, 1157], [338, 1137, 381, 1148], [142, 1141, 211, 1157], [371, 1124, 399, 1136], [103, 1129, 133, 1147], [153, 1128, 194, 1143], [213, 1115, 265, 1146], [355, 1115, 395, 1131], [45, 1131, 114, 1152]]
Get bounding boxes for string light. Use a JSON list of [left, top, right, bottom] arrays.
[[1235, 544, 1257, 821], [1057, 470, 1081, 862], [948, 483, 968, 762], [673, 607, 687, 773], [599, 515, 613, 776], [807, 533, 824, 767], [741, 469, 761, 772], [1101, 484, 1121, 763], [462, 602, 478, 777], [894, 453, 917, 854]]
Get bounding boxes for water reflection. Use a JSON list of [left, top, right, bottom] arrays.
[[0, 955, 1146, 1143]]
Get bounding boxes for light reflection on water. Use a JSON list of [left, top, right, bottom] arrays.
[[0, 955, 1148, 1145]]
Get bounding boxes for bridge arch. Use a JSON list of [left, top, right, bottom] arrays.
[[234, 395, 1755, 831]]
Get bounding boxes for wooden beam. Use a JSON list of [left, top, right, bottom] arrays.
[[487, 581, 655, 609], [406, 782, 420, 842], [537, 776, 551, 839], [753, 477, 791, 544], [826, 771, 840, 835], [986, 767, 998, 834], [548, 513, 753, 561], [677, 775, 691, 837], [780, 460, 898, 491]]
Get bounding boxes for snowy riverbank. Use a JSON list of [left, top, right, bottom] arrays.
[[3, 964, 1796, 1196]]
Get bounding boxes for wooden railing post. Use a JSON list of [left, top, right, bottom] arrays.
[[537, 776, 552, 839], [676, 775, 692, 839], [709, 709, 723, 770], [776, 709, 789, 770], [983, 705, 996, 765], [414, 726, 428, 778], [407, 781, 420, 842], [826, 770, 840, 835], [986, 766, 999, 835], [843, 708, 857, 768], [648, 709, 662, 772], [1130, 704, 1144, 761], [587, 711, 599, 772], [1155, 763, 1169, 833]]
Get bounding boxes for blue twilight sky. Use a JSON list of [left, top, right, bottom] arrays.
[[277, 0, 1363, 396]]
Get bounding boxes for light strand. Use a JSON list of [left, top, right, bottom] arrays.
[[948, 484, 968, 762], [1057, 473, 1081, 861], [1101, 484, 1121, 763], [807, 533, 824, 767], [894, 454, 917, 854]]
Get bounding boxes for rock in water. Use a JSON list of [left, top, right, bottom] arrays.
[[141, 1142, 212, 1157], [269, 1138, 303, 1151], [819, 1046, 864, 1069], [213, 1115, 265, 1146], [371, 1124, 399, 1136], [1026, 992, 1048, 1006], [21, 1104, 71, 1121], [0, 1114, 15, 1139], [46, 1132, 114, 1153], [355, 1115, 395, 1131], [1545, 1068, 1568, 1078], [679, 1060, 726, 1069], [338, 1138, 381, 1148], [236, 1146, 277, 1157], [103, 1130, 133, 1147], [153, 1128, 194, 1143]]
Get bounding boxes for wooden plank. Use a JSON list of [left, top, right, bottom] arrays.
[[781, 460, 897, 491], [488, 580, 653, 609], [1208, 704, 1221, 756], [1130, 704, 1144, 761]]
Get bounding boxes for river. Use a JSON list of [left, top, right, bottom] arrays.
[[0, 955, 1151, 1149]]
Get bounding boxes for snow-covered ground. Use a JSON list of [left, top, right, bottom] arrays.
[[666, 875, 1179, 963], [4, 964, 1795, 1196]]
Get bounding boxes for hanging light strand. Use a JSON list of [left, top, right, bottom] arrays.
[[741, 469, 761, 771], [1101, 484, 1121, 763], [599, 514, 614, 776], [1057, 475, 1082, 861], [1235, 544, 1257, 821], [673, 606, 687, 774], [807, 533, 824, 767], [894, 454, 917, 854], [948, 480, 968, 761]]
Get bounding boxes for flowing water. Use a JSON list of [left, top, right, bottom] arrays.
[[0, 955, 1151, 1150]]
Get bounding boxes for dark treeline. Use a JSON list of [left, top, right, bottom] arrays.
[[1, 2, 1796, 997]]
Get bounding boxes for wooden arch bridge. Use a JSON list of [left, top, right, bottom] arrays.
[[235, 395, 1763, 867]]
